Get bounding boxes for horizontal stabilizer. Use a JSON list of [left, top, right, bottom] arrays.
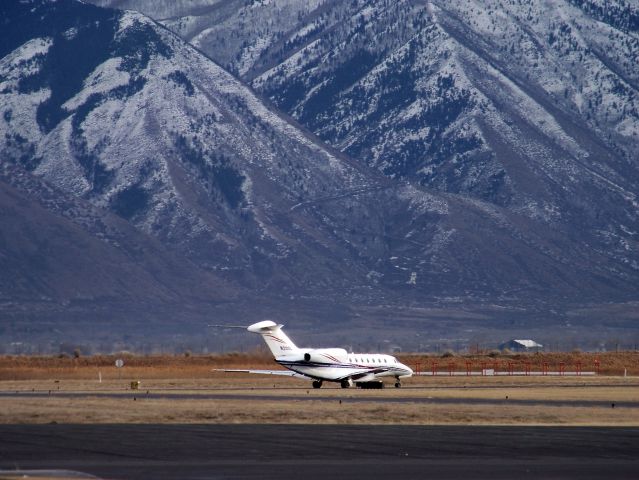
[[247, 320, 282, 332], [207, 324, 248, 329]]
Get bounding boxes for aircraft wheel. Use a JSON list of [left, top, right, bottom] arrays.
[[340, 379, 352, 389], [312, 380, 322, 389], [394, 382, 401, 388]]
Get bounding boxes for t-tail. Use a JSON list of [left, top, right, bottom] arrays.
[[247, 320, 300, 357]]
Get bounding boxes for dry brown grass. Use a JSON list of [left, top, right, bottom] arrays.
[[1, 351, 637, 381], [403, 351, 639, 376], [0, 352, 274, 381], [1, 387, 637, 426]]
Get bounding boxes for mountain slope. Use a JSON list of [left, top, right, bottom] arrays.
[[92, 0, 639, 281], [0, 162, 238, 347], [95, 1, 639, 185], [2, 0, 639, 349]]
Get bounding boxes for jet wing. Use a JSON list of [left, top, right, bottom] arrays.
[[213, 369, 307, 378], [348, 367, 388, 381]]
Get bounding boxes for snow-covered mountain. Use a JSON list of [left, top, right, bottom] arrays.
[[95, 1, 639, 180], [2, 0, 638, 348], [93, 0, 639, 282]]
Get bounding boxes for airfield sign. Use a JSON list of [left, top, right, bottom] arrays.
[[115, 358, 124, 379]]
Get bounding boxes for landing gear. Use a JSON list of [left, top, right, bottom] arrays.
[[312, 380, 323, 389], [394, 377, 402, 388], [357, 381, 384, 389], [340, 378, 353, 389]]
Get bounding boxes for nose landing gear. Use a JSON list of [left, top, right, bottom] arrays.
[[394, 377, 402, 388]]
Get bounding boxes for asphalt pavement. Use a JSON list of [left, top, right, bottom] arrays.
[[1, 424, 638, 479]]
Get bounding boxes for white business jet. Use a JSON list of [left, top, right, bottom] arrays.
[[214, 320, 413, 389]]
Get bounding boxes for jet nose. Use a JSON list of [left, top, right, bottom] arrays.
[[403, 364, 414, 376]]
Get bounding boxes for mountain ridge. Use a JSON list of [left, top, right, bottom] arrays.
[[1, 0, 638, 350]]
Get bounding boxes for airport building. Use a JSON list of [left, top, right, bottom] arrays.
[[499, 339, 543, 352]]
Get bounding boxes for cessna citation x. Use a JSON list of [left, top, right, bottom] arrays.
[[215, 320, 413, 389]]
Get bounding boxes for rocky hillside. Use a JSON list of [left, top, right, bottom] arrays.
[[2, 0, 638, 349], [99, 0, 639, 281]]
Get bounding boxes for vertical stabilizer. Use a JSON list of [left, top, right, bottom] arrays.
[[247, 320, 299, 357]]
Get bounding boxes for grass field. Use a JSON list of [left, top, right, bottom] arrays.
[[0, 352, 637, 426]]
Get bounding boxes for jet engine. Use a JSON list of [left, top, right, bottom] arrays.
[[301, 348, 347, 364]]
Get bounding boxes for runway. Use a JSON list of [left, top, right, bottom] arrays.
[[1, 424, 638, 479]]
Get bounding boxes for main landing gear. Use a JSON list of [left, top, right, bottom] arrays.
[[312, 380, 323, 389], [340, 378, 354, 389]]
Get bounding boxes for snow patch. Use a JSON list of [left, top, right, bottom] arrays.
[[0, 37, 52, 84], [63, 58, 130, 111]]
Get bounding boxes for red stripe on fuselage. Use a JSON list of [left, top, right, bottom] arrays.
[[265, 334, 286, 344], [321, 354, 340, 363]]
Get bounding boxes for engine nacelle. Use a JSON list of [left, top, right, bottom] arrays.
[[301, 348, 347, 364]]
